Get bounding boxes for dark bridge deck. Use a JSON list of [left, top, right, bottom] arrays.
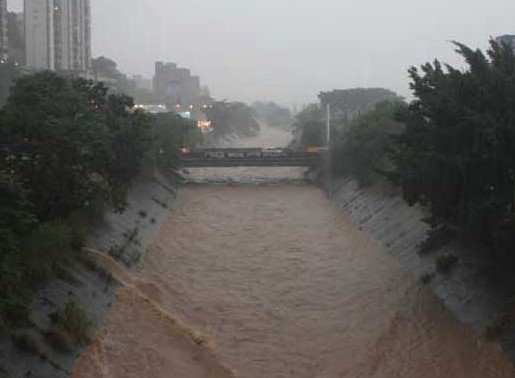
[[180, 148, 322, 168]]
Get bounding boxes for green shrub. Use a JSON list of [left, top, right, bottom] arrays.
[[435, 254, 459, 274], [0, 366, 8, 378], [50, 299, 92, 352], [333, 100, 404, 186], [0, 316, 8, 338], [12, 333, 42, 355], [417, 226, 455, 254], [484, 312, 515, 340], [419, 271, 436, 285], [0, 291, 32, 328]]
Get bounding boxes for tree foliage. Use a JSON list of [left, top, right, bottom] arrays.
[[2, 72, 151, 218], [251, 101, 292, 128], [0, 62, 21, 107], [206, 101, 261, 137], [91, 56, 119, 78], [391, 40, 515, 266], [334, 100, 404, 185], [144, 112, 201, 170], [291, 104, 325, 148], [91, 56, 157, 104], [0, 72, 196, 331]]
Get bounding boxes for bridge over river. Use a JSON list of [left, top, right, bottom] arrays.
[[180, 147, 322, 168]]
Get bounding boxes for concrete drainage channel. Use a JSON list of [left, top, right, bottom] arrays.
[[4, 166, 515, 377], [0, 172, 182, 378]]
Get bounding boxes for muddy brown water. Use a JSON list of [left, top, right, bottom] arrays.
[[73, 128, 515, 378]]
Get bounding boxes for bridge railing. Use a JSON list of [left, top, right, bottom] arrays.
[[179, 148, 323, 167]]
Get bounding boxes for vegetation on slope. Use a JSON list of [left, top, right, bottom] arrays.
[[294, 39, 515, 276], [0, 71, 200, 338], [391, 40, 515, 273]]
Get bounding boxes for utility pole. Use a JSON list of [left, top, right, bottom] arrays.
[[325, 103, 333, 197], [326, 103, 331, 145]]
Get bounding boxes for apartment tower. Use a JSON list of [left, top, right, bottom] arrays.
[[25, 0, 91, 72], [0, 0, 7, 61]]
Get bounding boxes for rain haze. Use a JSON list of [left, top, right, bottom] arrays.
[[5, 1, 515, 378], [8, 0, 515, 105]]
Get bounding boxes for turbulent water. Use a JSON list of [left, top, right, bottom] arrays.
[[73, 127, 515, 378]]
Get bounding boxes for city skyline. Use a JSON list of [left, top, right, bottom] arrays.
[[8, 0, 515, 107]]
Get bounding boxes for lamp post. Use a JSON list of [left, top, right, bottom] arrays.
[[325, 103, 333, 197], [326, 103, 331, 146]]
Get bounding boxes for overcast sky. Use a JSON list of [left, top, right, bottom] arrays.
[[8, 0, 515, 106]]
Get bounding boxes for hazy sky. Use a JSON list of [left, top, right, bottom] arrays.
[[8, 0, 515, 106]]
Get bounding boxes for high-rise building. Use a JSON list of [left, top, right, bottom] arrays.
[[25, 0, 55, 70], [0, 0, 7, 61], [25, 0, 91, 72], [54, 0, 91, 72], [133, 74, 153, 92], [153, 61, 178, 106], [153, 61, 201, 110], [6, 12, 25, 64]]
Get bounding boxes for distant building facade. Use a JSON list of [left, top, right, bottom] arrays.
[[0, 0, 7, 61], [153, 61, 201, 111], [496, 35, 515, 52], [25, 0, 55, 70], [53, 0, 91, 72], [25, 0, 91, 72], [133, 74, 153, 92], [7, 12, 25, 64]]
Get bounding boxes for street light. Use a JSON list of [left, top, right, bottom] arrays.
[[326, 103, 331, 146], [325, 103, 333, 197]]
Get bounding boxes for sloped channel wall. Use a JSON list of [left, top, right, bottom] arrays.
[[0, 172, 180, 378], [331, 176, 515, 358]]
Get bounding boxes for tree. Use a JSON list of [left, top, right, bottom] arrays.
[[91, 56, 120, 78], [0, 62, 21, 107], [144, 112, 201, 170], [251, 101, 292, 128], [206, 101, 260, 138], [291, 104, 325, 148], [0, 71, 203, 330], [391, 40, 515, 267], [1, 72, 152, 219], [334, 100, 405, 185], [91, 56, 157, 104]]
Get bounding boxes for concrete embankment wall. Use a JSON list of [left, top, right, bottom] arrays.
[[0, 172, 180, 378], [331, 176, 509, 339], [88, 171, 180, 267]]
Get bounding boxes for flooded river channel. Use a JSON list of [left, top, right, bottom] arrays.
[[73, 128, 515, 378]]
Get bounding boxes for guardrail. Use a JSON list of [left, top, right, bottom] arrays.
[[179, 148, 322, 168]]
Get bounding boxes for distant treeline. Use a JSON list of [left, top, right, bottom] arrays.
[[251, 101, 292, 129], [0, 72, 200, 334], [294, 39, 515, 276], [206, 101, 261, 138]]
